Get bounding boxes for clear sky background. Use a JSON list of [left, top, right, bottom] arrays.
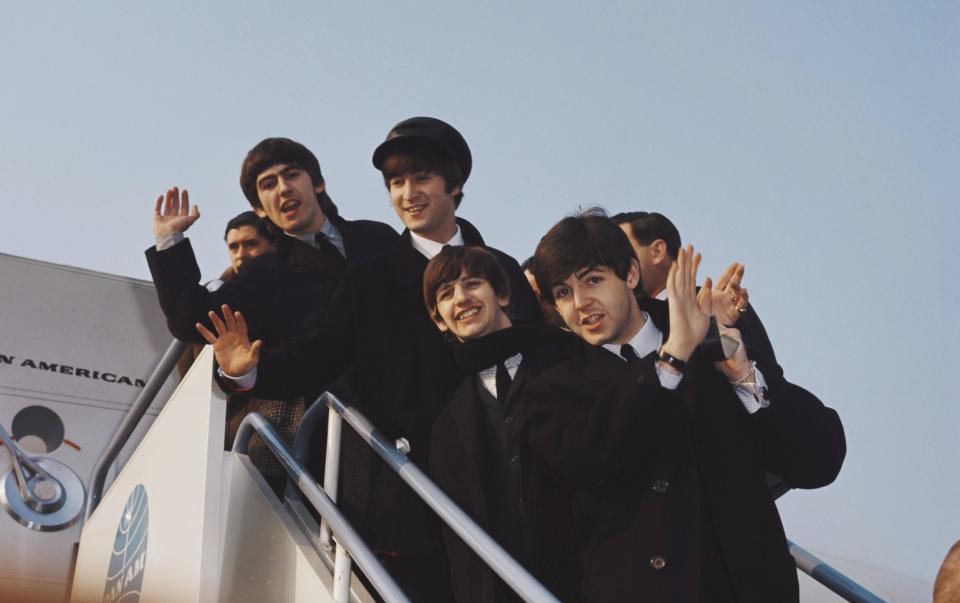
[[1, 1, 957, 586]]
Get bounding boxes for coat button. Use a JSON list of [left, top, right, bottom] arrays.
[[504, 416, 515, 424], [651, 480, 670, 494], [510, 455, 520, 463], [650, 555, 667, 571], [636, 375, 646, 384]]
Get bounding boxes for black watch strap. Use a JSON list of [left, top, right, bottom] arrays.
[[657, 349, 688, 373]]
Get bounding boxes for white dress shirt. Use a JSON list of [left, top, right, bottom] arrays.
[[409, 227, 465, 259], [477, 353, 523, 398]]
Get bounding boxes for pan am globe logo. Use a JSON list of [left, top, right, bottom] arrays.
[[103, 484, 149, 603]]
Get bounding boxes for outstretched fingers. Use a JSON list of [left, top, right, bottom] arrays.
[[220, 304, 238, 333], [234, 309, 250, 341], [666, 251, 680, 297], [180, 189, 198, 217], [716, 262, 739, 291], [676, 245, 700, 294], [732, 264, 745, 288], [165, 187, 179, 216], [689, 247, 702, 279], [207, 307, 228, 336], [698, 276, 713, 314], [196, 322, 217, 344]]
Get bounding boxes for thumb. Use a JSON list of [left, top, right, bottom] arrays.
[[250, 339, 263, 362]]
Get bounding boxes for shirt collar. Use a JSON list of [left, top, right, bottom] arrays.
[[409, 226, 464, 259], [289, 215, 345, 256], [477, 353, 523, 397], [601, 311, 663, 360]]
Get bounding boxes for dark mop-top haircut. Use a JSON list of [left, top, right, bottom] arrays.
[[533, 207, 637, 304]]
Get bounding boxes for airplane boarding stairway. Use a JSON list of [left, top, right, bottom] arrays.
[[69, 348, 375, 603]]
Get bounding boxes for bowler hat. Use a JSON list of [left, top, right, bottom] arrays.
[[372, 116, 472, 183]]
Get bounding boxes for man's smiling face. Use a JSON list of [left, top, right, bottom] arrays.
[[387, 170, 459, 243], [254, 163, 326, 235], [433, 271, 511, 341]]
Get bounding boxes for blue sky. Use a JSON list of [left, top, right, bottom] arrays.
[[1, 1, 957, 584]]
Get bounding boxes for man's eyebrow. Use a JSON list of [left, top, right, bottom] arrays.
[[574, 265, 598, 280], [256, 164, 290, 184]]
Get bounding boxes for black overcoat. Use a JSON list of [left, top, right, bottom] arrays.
[[522, 299, 845, 602], [430, 325, 576, 603]]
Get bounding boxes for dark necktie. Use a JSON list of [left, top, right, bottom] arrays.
[[314, 233, 346, 267], [620, 344, 640, 364], [495, 362, 512, 406]]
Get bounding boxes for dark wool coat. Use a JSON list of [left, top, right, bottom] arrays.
[[430, 325, 577, 603], [521, 298, 845, 602]]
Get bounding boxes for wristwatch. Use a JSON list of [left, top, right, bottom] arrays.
[[657, 349, 687, 373]]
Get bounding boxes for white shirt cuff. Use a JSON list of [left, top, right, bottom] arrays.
[[734, 366, 770, 414], [655, 363, 683, 390], [156, 232, 185, 251], [217, 365, 257, 390]]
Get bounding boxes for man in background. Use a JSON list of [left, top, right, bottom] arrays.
[[224, 210, 278, 276], [611, 211, 681, 300]]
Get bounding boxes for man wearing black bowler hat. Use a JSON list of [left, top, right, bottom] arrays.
[[209, 117, 542, 599]]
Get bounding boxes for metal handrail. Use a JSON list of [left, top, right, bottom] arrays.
[[286, 397, 340, 550], [84, 338, 187, 520], [233, 412, 409, 603], [314, 392, 561, 603], [789, 541, 886, 603]]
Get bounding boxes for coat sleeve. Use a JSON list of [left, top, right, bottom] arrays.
[[145, 239, 269, 343], [736, 302, 784, 385], [246, 282, 355, 401], [731, 303, 846, 488], [751, 380, 846, 489]]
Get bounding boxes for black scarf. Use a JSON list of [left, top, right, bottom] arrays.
[[451, 323, 573, 374]]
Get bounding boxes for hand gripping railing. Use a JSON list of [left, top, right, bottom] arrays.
[[298, 392, 561, 603], [233, 412, 409, 603]]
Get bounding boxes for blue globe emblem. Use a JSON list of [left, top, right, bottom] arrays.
[[103, 484, 148, 603]]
